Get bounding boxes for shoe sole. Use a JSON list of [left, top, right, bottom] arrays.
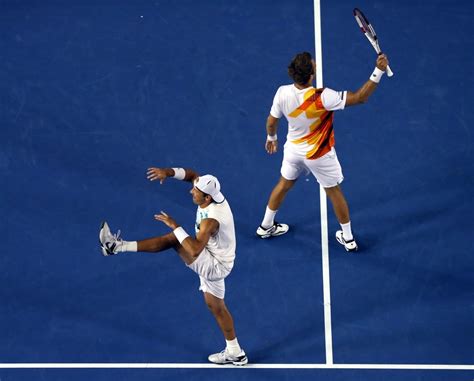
[[344, 246, 358, 252], [271, 230, 288, 237], [99, 222, 114, 256], [256, 228, 289, 239], [209, 357, 248, 366], [233, 357, 248, 366], [99, 221, 106, 244]]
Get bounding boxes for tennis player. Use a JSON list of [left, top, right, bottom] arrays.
[[99, 167, 248, 365], [257, 52, 389, 252]]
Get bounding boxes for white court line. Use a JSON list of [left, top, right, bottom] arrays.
[[314, 0, 333, 366], [0, 363, 472, 370]]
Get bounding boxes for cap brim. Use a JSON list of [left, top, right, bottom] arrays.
[[212, 192, 225, 204]]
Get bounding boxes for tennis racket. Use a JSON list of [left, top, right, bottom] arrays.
[[353, 8, 393, 77]]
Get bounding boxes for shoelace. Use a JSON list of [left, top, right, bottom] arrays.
[[271, 222, 283, 232], [260, 223, 280, 234], [113, 229, 122, 243], [106, 229, 123, 254], [220, 349, 243, 359], [216, 349, 232, 360]]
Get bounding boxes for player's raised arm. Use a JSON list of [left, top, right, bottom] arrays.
[[345, 54, 389, 106], [147, 167, 199, 184], [265, 115, 279, 154]]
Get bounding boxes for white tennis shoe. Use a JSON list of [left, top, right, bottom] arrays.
[[256, 222, 289, 239], [99, 221, 123, 256], [335, 230, 358, 252], [208, 349, 248, 366]]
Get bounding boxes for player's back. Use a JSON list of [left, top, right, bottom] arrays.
[[271, 84, 323, 141]]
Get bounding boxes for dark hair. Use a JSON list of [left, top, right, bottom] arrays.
[[288, 52, 314, 85]]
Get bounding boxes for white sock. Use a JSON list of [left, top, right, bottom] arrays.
[[261, 206, 277, 229], [340, 222, 353, 241], [226, 337, 242, 356], [121, 241, 138, 252]]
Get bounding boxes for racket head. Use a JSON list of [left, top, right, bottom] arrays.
[[353, 8, 377, 41]]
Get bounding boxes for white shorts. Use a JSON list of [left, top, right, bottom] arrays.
[[186, 249, 233, 299], [280, 146, 344, 188]]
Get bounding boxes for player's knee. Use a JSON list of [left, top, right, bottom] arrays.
[[324, 184, 341, 195], [278, 177, 295, 192], [206, 300, 225, 315], [206, 303, 220, 315]]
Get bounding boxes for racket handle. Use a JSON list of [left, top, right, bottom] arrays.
[[376, 52, 393, 77]]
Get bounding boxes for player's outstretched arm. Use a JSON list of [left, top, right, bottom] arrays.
[[345, 54, 389, 106], [147, 167, 199, 184]]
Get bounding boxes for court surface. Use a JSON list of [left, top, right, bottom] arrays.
[[1, 0, 473, 380]]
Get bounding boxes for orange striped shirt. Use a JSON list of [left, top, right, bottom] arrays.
[[288, 88, 335, 160]]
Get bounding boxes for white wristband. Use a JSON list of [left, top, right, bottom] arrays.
[[173, 226, 189, 244], [172, 167, 186, 180], [267, 134, 277, 142], [369, 67, 384, 83]]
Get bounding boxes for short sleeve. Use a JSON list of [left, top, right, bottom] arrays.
[[269, 87, 283, 118], [321, 88, 347, 111]]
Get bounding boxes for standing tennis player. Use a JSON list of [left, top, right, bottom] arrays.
[[256, 52, 389, 251], [99, 167, 248, 365]]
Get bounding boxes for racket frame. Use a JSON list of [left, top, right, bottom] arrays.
[[353, 8, 393, 77]]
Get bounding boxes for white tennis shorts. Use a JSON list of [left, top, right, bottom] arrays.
[[281, 146, 344, 188], [187, 249, 233, 299]]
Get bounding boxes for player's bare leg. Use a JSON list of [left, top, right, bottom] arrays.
[[324, 185, 350, 224], [174, 244, 196, 265], [204, 292, 236, 340], [99, 224, 201, 258], [136, 233, 197, 265], [325, 185, 358, 252], [137, 232, 178, 252], [205, 292, 248, 366], [256, 177, 294, 238], [267, 176, 296, 210], [132, 233, 196, 265]]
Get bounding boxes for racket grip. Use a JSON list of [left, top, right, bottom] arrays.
[[386, 64, 394, 77]]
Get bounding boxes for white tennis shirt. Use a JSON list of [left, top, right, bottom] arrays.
[[195, 199, 236, 266], [270, 85, 347, 157]]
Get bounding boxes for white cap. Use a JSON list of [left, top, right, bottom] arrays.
[[194, 175, 225, 203]]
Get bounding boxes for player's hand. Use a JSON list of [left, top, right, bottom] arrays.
[[154, 211, 179, 229], [147, 167, 170, 184], [266, 140, 278, 154], [376, 54, 389, 72]]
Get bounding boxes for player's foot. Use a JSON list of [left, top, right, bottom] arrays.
[[99, 221, 123, 256], [335, 230, 358, 252], [256, 222, 289, 239], [208, 349, 248, 366]]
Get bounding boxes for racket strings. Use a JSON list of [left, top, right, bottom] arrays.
[[355, 14, 376, 40], [354, 9, 375, 36]]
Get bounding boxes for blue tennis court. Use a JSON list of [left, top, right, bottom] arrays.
[[1, 0, 473, 380]]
